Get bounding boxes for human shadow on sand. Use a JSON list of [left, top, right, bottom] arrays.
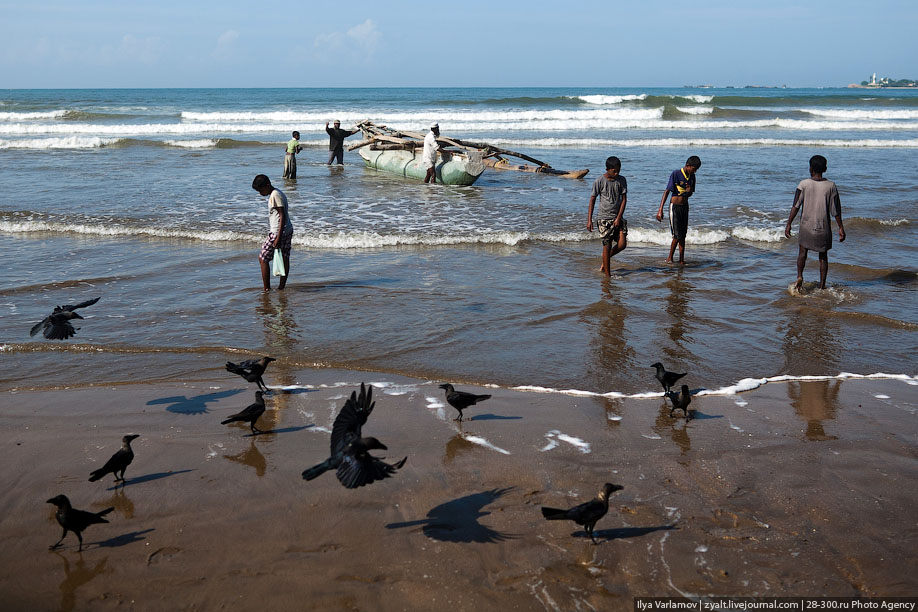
[[386, 488, 516, 543], [147, 389, 246, 415], [93, 528, 155, 549], [467, 414, 522, 421], [574, 524, 678, 543], [106, 469, 194, 491]]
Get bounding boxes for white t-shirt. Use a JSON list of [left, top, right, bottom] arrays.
[[423, 131, 440, 168], [268, 189, 293, 234]]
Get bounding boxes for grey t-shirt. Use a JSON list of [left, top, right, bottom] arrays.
[[793, 178, 840, 252], [591, 174, 628, 219]]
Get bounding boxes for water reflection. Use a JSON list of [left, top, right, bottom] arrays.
[[94, 488, 134, 519], [787, 380, 841, 441], [653, 403, 692, 461], [588, 281, 635, 389], [443, 433, 478, 464], [779, 304, 842, 375], [52, 551, 108, 612], [662, 269, 695, 363], [224, 440, 268, 476]]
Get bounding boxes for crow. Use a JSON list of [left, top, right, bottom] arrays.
[[541, 483, 623, 544], [47, 495, 114, 552], [221, 391, 266, 435], [225, 356, 275, 392], [651, 362, 687, 394], [439, 383, 491, 422], [302, 383, 406, 489], [88, 434, 139, 484], [30, 297, 100, 340], [667, 384, 693, 418]]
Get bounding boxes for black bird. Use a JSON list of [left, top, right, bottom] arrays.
[[88, 434, 140, 483], [667, 384, 693, 418], [651, 362, 687, 394], [30, 297, 100, 340], [302, 383, 406, 488], [225, 356, 275, 392], [439, 383, 492, 422], [541, 483, 623, 544], [47, 495, 114, 552], [221, 391, 266, 435]]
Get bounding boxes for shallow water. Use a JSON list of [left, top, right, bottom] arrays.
[[1, 87, 916, 393]]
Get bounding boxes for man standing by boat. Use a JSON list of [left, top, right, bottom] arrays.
[[423, 123, 440, 183], [325, 120, 358, 165]]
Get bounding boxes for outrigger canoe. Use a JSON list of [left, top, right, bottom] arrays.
[[349, 121, 588, 185], [357, 144, 485, 186]]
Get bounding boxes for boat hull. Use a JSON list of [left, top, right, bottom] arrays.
[[358, 147, 485, 185]]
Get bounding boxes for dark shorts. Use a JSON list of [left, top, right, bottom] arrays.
[[598, 218, 628, 245], [669, 202, 689, 240], [259, 230, 293, 263]]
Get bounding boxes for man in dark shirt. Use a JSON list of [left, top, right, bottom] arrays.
[[325, 120, 359, 165]]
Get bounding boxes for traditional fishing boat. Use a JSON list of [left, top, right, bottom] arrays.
[[349, 121, 588, 185]]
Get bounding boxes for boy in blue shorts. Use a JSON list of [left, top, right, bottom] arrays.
[[656, 155, 701, 265], [252, 174, 293, 291], [587, 156, 628, 277]]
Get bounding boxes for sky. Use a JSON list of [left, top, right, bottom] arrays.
[[2, 0, 917, 88]]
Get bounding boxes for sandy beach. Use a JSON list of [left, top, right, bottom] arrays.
[[1, 368, 916, 610]]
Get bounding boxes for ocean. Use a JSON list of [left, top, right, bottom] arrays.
[[1, 87, 916, 394]]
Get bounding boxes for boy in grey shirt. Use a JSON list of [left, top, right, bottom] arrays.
[[587, 156, 628, 277], [784, 155, 846, 291]]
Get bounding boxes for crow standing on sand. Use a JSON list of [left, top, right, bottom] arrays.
[[88, 434, 139, 484], [47, 495, 114, 552], [302, 383, 407, 488], [439, 383, 492, 422], [667, 384, 693, 418], [30, 297, 100, 340], [540, 483, 623, 544], [221, 391, 267, 435], [225, 356, 275, 392], [651, 362, 687, 394]]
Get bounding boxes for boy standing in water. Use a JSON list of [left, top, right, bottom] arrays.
[[252, 174, 294, 291], [587, 156, 628, 276], [784, 154, 846, 291], [656, 155, 701, 265], [283, 131, 302, 179]]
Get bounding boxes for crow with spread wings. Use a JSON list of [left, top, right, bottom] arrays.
[[302, 383, 406, 489]]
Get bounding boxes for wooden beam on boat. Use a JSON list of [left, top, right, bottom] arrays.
[[483, 157, 589, 178]]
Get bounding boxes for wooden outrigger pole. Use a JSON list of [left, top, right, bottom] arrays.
[[348, 121, 589, 180]]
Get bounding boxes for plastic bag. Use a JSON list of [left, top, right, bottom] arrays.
[[272, 249, 286, 277]]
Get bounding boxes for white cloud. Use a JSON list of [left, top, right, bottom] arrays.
[[313, 19, 381, 64], [214, 29, 239, 59], [117, 35, 162, 64]]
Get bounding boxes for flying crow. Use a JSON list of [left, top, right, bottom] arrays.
[[302, 383, 406, 488], [30, 297, 100, 340]]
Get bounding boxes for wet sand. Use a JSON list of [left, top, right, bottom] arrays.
[[1, 370, 916, 610]]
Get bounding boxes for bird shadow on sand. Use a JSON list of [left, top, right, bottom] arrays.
[[106, 469, 194, 491], [242, 425, 313, 437], [92, 528, 155, 549], [468, 414, 522, 421], [574, 524, 678, 543], [386, 487, 516, 543], [147, 389, 246, 415], [683, 410, 722, 421]]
